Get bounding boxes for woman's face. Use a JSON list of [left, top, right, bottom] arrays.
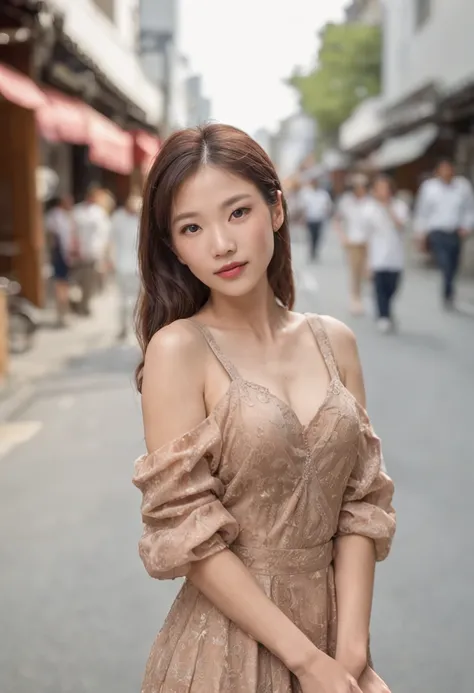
[[170, 165, 283, 298]]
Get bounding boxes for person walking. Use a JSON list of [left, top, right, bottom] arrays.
[[299, 176, 332, 261], [132, 124, 395, 693], [363, 175, 410, 333], [334, 174, 371, 315], [44, 194, 76, 327], [110, 194, 141, 340], [414, 158, 474, 309], [72, 185, 111, 316]]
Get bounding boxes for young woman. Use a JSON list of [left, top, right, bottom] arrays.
[[363, 175, 410, 333], [132, 124, 396, 693], [334, 175, 371, 316]]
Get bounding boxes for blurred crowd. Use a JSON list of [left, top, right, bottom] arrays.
[[44, 186, 141, 340], [290, 157, 474, 333]]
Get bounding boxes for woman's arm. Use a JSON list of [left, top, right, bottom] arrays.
[[322, 318, 396, 684], [326, 320, 375, 677], [140, 323, 359, 688]]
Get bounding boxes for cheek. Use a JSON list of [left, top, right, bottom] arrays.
[[172, 235, 200, 266], [249, 216, 275, 256]]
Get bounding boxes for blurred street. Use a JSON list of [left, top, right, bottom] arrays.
[[0, 230, 473, 693]]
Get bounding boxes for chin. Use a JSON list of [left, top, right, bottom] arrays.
[[208, 273, 265, 299]]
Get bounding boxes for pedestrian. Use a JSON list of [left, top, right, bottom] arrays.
[[363, 175, 410, 333], [72, 184, 111, 316], [95, 188, 116, 293], [109, 193, 141, 340], [44, 194, 76, 327], [299, 175, 332, 261], [334, 173, 371, 315], [132, 124, 395, 693], [414, 158, 474, 309]]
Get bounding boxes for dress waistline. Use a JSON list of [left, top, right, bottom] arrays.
[[231, 542, 333, 575]]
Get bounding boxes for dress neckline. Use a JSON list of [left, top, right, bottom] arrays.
[[190, 313, 342, 431]]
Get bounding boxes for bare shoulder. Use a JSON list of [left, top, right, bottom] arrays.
[[318, 315, 365, 404], [144, 319, 206, 367], [142, 320, 208, 451], [318, 314, 358, 355]]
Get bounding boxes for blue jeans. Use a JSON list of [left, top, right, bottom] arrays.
[[307, 221, 323, 259], [373, 271, 401, 319], [428, 230, 462, 302]]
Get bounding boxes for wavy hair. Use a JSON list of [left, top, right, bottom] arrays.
[[135, 123, 295, 391]]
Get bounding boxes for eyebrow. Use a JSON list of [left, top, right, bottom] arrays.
[[172, 193, 253, 225]]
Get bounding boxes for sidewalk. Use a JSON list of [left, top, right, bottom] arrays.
[[0, 287, 120, 422]]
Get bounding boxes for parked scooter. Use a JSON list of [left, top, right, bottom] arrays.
[[0, 277, 40, 354]]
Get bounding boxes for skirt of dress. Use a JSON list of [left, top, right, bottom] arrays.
[[140, 566, 337, 693]]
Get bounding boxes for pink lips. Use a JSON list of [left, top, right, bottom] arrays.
[[214, 262, 248, 279]]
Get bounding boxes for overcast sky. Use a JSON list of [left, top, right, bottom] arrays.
[[178, 0, 348, 136]]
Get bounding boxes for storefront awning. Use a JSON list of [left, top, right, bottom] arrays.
[[36, 89, 89, 144], [85, 107, 134, 175], [134, 130, 160, 174], [370, 124, 439, 170], [0, 62, 46, 110]]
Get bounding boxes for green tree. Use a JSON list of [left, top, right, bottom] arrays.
[[289, 22, 382, 142]]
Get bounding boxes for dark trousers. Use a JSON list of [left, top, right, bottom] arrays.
[[307, 221, 323, 259], [373, 270, 401, 319], [428, 230, 462, 302]]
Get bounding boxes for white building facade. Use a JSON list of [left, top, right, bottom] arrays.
[[48, 0, 162, 126], [383, 0, 474, 107], [272, 113, 317, 181]]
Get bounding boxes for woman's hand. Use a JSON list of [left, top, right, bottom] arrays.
[[358, 666, 391, 693], [296, 650, 362, 693]]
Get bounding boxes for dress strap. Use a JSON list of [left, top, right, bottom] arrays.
[[304, 313, 341, 381], [189, 320, 241, 382]]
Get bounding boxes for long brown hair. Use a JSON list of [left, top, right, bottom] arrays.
[[135, 123, 295, 391]]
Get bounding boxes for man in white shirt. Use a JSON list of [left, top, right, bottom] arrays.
[[299, 177, 333, 261], [73, 184, 111, 316], [110, 194, 141, 340], [362, 175, 411, 332], [414, 159, 474, 307]]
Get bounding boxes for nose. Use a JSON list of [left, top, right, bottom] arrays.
[[210, 225, 236, 258]]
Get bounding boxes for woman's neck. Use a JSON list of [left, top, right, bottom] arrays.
[[205, 278, 287, 339]]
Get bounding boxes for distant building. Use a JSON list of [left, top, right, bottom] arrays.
[[253, 128, 274, 158], [344, 0, 381, 25], [139, 0, 179, 133], [272, 113, 316, 180], [186, 74, 211, 127]]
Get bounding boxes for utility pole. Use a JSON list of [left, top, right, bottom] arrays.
[[139, 29, 174, 137]]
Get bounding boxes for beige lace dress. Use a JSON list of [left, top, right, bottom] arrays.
[[133, 313, 396, 693]]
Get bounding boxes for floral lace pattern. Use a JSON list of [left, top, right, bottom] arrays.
[[132, 314, 396, 692]]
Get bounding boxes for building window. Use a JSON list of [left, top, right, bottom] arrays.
[[415, 0, 431, 30]]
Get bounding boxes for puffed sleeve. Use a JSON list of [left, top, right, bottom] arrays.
[[132, 417, 239, 580], [337, 404, 396, 561]]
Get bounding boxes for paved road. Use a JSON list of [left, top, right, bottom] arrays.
[[1, 234, 473, 693]]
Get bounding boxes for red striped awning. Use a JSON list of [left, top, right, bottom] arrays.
[[0, 62, 46, 110], [36, 89, 89, 144], [134, 130, 161, 174], [85, 106, 134, 175]]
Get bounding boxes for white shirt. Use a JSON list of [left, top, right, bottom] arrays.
[[111, 208, 139, 276], [414, 176, 474, 234], [45, 207, 74, 256], [363, 198, 410, 271], [73, 202, 111, 262], [337, 192, 371, 245], [299, 186, 332, 222]]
